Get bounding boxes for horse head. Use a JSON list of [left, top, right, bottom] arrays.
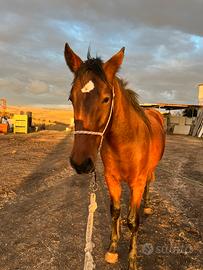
[[64, 43, 125, 174]]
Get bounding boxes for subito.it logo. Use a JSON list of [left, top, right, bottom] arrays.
[[142, 243, 154, 255]]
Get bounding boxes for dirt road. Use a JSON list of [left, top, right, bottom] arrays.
[[0, 131, 202, 270]]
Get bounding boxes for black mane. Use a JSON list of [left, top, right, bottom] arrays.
[[74, 57, 108, 84], [118, 79, 151, 130]]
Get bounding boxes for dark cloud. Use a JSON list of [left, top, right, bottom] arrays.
[[0, 0, 203, 106]]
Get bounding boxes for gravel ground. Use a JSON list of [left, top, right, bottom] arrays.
[[0, 131, 202, 270]]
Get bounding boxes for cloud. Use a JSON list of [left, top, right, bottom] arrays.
[[26, 80, 49, 95], [0, 0, 203, 106], [0, 78, 25, 94], [160, 90, 176, 101]]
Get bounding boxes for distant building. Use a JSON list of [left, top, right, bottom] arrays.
[[198, 84, 203, 106]]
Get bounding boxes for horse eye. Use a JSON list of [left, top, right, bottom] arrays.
[[102, 97, 110, 104]]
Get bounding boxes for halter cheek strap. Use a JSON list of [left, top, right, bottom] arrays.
[[74, 87, 115, 152]]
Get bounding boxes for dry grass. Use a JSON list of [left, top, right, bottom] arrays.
[[7, 106, 73, 126]]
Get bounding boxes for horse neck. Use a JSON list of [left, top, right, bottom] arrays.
[[109, 79, 142, 137]]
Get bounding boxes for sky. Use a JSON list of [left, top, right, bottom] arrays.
[[0, 0, 203, 107]]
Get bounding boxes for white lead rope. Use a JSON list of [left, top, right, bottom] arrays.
[[83, 192, 97, 270]]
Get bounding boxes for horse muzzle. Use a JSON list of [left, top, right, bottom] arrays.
[[70, 157, 95, 174]]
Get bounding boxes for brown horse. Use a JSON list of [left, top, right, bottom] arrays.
[[64, 43, 165, 270]]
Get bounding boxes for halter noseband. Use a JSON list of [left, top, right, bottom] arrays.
[[74, 86, 115, 152]]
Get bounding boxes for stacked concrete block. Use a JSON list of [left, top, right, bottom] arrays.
[[173, 125, 191, 135], [170, 116, 180, 125], [170, 116, 193, 135]]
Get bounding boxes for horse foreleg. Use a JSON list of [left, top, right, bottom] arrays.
[[127, 205, 139, 270], [105, 177, 121, 264], [127, 184, 144, 270]]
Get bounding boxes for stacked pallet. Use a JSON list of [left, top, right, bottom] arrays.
[[192, 110, 203, 138]]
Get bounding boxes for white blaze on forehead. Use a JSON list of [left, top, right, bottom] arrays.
[[81, 80, 95, 93]]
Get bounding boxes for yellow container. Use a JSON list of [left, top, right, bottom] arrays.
[[14, 115, 28, 134]]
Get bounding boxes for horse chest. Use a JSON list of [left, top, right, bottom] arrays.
[[102, 146, 149, 181]]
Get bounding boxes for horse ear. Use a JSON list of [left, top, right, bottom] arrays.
[[103, 47, 125, 81], [64, 43, 83, 73]]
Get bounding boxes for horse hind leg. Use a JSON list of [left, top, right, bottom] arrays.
[[143, 171, 155, 215], [105, 177, 121, 264]]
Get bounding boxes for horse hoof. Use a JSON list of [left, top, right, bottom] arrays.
[[105, 252, 118, 264], [121, 218, 128, 226], [144, 207, 153, 215]]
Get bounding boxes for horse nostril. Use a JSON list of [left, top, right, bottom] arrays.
[[70, 157, 94, 174], [85, 158, 94, 170], [70, 157, 76, 169], [80, 158, 94, 173]]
